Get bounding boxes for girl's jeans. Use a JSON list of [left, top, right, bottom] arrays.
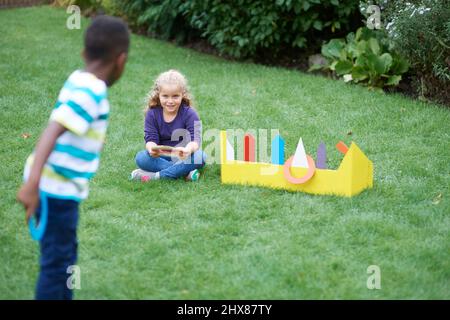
[[135, 150, 206, 179]]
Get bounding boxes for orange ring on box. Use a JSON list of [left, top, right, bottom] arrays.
[[283, 155, 316, 184]]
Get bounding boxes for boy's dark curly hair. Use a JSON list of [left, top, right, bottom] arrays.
[[84, 15, 129, 63]]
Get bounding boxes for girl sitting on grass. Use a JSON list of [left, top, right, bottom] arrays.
[[131, 70, 206, 182]]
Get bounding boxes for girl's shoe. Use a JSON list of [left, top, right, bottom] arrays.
[[130, 169, 157, 182], [186, 169, 200, 182]]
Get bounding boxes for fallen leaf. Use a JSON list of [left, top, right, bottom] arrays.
[[432, 193, 442, 205], [21, 133, 31, 139]]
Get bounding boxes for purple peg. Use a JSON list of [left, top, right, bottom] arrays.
[[316, 142, 327, 169]]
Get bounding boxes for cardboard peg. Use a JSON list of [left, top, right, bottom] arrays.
[[316, 142, 327, 169], [271, 135, 284, 165], [226, 139, 234, 161], [244, 133, 256, 162], [336, 141, 349, 155], [292, 137, 308, 168]]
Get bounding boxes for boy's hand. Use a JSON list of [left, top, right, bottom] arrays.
[[17, 183, 39, 224]]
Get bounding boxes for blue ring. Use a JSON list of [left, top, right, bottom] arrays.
[[28, 191, 48, 241]]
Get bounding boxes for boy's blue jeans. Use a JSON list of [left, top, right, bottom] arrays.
[[35, 197, 79, 300], [135, 150, 206, 179]]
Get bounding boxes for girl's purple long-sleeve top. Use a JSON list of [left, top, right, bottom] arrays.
[[144, 104, 202, 147]]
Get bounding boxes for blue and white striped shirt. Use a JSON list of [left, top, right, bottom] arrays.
[[24, 70, 110, 201]]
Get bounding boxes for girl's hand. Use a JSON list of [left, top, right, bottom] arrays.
[[150, 148, 161, 157], [146, 142, 160, 157], [175, 147, 191, 160]]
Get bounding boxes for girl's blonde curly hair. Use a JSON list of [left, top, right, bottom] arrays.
[[146, 69, 194, 110]]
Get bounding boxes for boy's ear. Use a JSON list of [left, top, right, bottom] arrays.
[[81, 49, 87, 61], [117, 52, 128, 70]]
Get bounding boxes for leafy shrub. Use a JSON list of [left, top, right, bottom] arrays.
[[113, 0, 197, 42], [311, 27, 409, 89], [100, 0, 120, 15], [382, 0, 450, 102], [183, 0, 361, 58], [113, 0, 362, 59], [53, 0, 103, 15]]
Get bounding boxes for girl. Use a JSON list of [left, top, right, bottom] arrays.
[[131, 70, 206, 181]]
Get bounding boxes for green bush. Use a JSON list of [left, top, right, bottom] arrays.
[[383, 0, 450, 102], [183, 0, 361, 58], [100, 0, 120, 15], [53, 0, 103, 15], [312, 27, 409, 90], [113, 0, 197, 42], [113, 0, 362, 59]]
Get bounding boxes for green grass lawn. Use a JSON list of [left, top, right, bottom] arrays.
[[1, 6, 449, 299]]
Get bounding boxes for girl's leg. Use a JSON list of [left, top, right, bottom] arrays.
[[159, 150, 206, 179], [135, 150, 173, 172]]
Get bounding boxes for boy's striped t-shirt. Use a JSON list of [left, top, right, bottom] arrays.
[[24, 70, 110, 201]]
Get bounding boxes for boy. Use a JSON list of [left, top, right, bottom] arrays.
[[16, 15, 130, 300]]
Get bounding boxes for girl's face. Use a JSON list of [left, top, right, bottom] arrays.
[[159, 84, 183, 114]]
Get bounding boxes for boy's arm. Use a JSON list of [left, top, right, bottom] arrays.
[[17, 121, 67, 223]]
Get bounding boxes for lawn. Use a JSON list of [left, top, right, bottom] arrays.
[[0, 6, 449, 299]]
